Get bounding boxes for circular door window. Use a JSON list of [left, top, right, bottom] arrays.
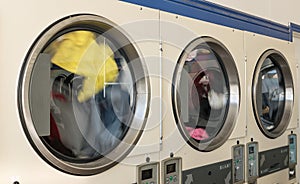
[[18, 14, 150, 175], [172, 37, 240, 151], [252, 50, 293, 138]]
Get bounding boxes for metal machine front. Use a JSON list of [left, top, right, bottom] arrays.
[[18, 14, 150, 176], [252, 49, 294, 138], [159, 11, 245, 184], [245, 31, 298, 184], [172, 36, 240, 152], [251, 49, 295, 183]]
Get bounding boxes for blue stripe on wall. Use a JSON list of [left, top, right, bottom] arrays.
[[290, 23, 300, 41], [120, 0, 292, 41], [291, 23, 300, 33]]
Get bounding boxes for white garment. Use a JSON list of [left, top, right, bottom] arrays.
[[208, 89, 227, 109]]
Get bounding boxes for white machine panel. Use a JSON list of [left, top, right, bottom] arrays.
[[0, 1, 161, 183], [160, 10, 246, 184], [245, 31, 298, 184]]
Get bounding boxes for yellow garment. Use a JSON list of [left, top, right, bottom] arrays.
[[51, 31, 118, 102]]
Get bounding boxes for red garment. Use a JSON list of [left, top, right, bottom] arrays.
[[50, 113, 61, 141], [49, 91, 66, 142]]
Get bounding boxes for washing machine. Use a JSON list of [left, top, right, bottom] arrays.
[[159, 11, 247, 184], [293, 29, 300, 184], [0, 1, 163, 183], [244, 31, 299, 184]]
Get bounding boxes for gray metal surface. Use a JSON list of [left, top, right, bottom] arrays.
[[29, 53, 50, 136], [259, 146, 289, 177], [182, 159, 232, 184]]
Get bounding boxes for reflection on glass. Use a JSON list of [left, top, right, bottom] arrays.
[[178, 47, 229, 142], [38, 30, 133, 161], [257, 58, 284, 130]]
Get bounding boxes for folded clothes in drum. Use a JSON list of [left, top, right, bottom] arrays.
[[50, 31, 119, 102]]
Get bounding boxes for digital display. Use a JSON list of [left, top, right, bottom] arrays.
[[167, 163, 176, 174], [249, 146, 254, 154], [142, 169, 152, 180], [290, 137, 294, 144], [235, 147, 241, 156]]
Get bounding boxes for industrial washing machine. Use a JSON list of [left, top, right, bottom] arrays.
[[0, 1, 162, 183], [244, 31, 299, 184], [159, 11, 247, 184], [293, 28, 300, 184]]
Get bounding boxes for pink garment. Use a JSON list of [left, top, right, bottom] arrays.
[[185, 127, 209, 140]]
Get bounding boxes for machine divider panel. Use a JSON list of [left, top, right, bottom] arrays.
[[182, 159, 232, 184], [259, 146, 289, 177]]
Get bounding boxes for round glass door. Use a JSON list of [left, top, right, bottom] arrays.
[[252, 49, 293, 138], [18, 15, 150, 175], [172, 37, 240, 151]]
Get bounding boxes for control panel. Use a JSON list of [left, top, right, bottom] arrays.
[[161, 157, 182, 184], [232, 144, 245, 184], [289, 134, 297, 166], [288, 133, 297, 180], [137, 162, 160, 184], [246, 141, 258, 184]]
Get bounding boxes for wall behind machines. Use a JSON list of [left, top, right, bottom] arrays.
[[207, 0, 300, 25]]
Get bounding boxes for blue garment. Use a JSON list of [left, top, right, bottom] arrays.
[[50, 72, 130, 158]]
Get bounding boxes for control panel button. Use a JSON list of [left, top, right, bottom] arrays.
[[173, 175, 177, 182]]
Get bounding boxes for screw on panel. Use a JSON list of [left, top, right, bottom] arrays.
[[232, 29, 235, 32], [140, 7, 143, 10], [175, 15, 179, 19], [170, 152, 174, 158]]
